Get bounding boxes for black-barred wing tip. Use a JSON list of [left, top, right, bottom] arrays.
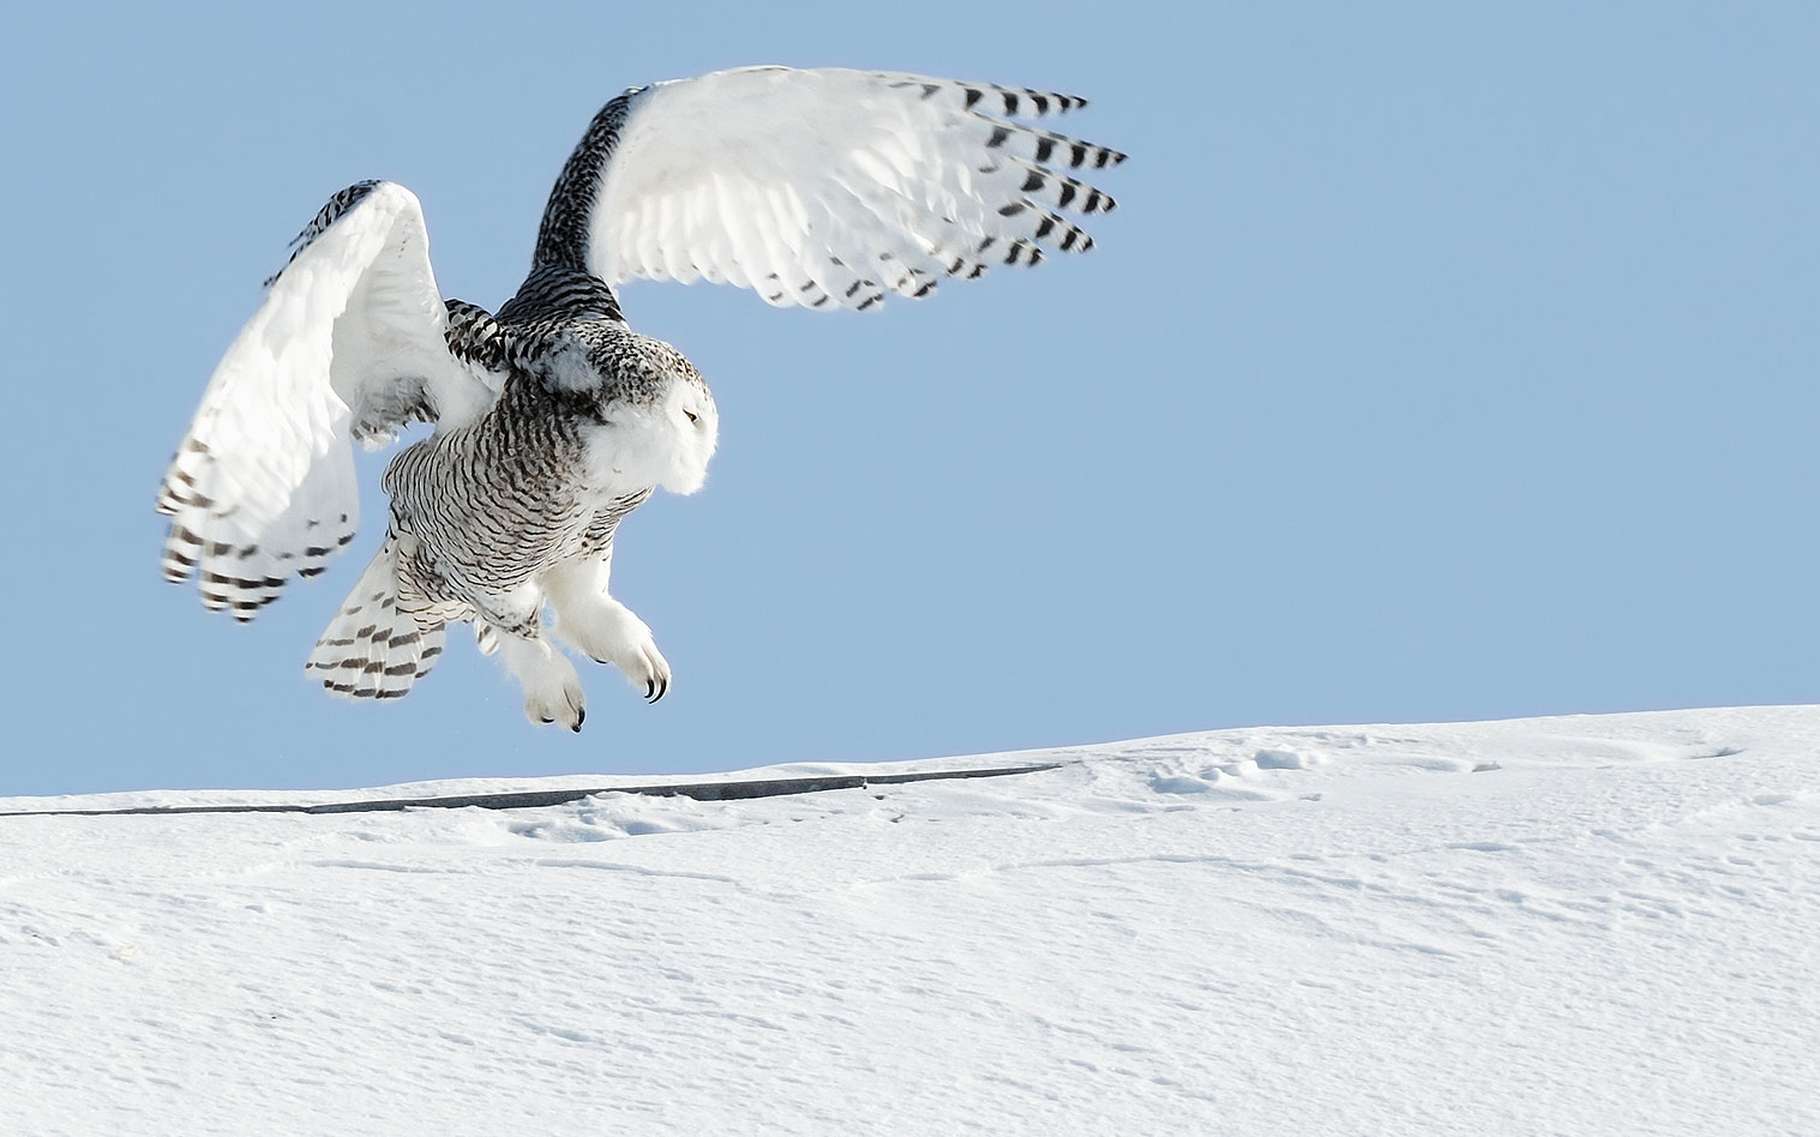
[[548, 66, 1131, 314]]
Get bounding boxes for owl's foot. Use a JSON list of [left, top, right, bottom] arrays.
[[617, 632, 672, 704], [551, 595, 671, 704], [493, 631, 587, 731]]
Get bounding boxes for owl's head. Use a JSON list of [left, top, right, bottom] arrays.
[[633, 350, 718, 496], [544, 332, 719, 496]]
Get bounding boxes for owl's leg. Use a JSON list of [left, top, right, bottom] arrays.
[[490, 627, 587, 731], [544, 555, 672, 703], [474, 587, 587, 731]]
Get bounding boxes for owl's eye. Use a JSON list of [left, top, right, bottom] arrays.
[[683, 409, 700, 425]]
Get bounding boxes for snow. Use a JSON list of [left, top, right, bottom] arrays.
[[3, 706, 1817, 1136]]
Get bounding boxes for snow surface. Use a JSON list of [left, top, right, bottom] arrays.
[[3, 707, 1817, 1136]]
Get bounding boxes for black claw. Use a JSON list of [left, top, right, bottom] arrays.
[[573, 706, 586, 731]]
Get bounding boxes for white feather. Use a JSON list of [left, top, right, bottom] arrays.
[[582, 67, 1125, 312], [158, 181, 496, 619]]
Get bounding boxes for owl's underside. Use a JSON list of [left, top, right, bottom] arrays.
[[157, 67, 1128, 730]]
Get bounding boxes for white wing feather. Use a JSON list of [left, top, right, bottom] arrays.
[[157, 181, 495, 620], [582, 68, 1125, 311]]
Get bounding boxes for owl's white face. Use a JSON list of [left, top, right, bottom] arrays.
[[652, 375, 719, 495], [580, 370, 719, 498]]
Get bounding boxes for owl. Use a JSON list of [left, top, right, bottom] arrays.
[[157, 67, 1127, 730]]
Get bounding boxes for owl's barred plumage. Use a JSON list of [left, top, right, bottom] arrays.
[[158, 65, 1128, 729]]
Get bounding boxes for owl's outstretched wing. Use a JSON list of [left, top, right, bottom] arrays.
[[533, 67, 1127, 311], [158, 180, 505, 620]]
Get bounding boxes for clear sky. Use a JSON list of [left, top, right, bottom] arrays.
[[3, 2, 1816, 795]]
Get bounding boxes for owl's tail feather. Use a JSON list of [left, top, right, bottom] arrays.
[[304, 540, 446, 701]]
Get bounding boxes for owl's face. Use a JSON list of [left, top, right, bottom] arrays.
[[577, 342, 719, 497], [648, 364, 719, 495]]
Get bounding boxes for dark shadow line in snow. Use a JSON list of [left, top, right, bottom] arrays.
[[0, 763, 1071, 820]]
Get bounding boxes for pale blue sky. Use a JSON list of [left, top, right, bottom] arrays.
[[3, 2, 1816, 795]]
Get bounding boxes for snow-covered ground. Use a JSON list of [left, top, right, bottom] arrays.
[[4, 706, 1817, 1136]]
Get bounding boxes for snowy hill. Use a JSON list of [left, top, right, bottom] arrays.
[[4, 707, 1817, 1136]]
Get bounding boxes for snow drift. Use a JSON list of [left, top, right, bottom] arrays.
[[3, 707, 1816, 1135]]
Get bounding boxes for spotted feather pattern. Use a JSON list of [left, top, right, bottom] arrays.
[[158, 182, 504, 623], [157, 439, 357, 621], [534, 66, 1129, 312], [263, 180, 383, 288], [303, 539, 446, 699]]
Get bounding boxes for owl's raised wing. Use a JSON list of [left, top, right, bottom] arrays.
[[533, 67, 1127, 311], [158, 180, 505, 620]]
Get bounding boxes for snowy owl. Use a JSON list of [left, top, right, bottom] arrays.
[[157, 67, 1128, 730]]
